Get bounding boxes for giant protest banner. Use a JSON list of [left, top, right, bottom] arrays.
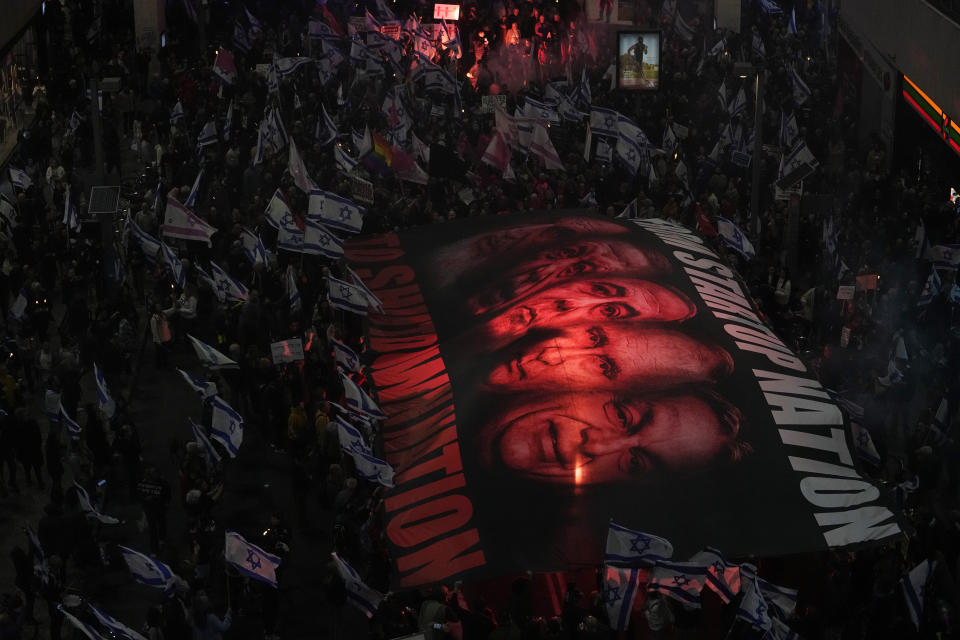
[[345, 214, 904, 589]]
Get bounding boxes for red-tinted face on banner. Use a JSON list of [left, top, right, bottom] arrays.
[[452, 217, 629, 262], [483, 277, 696, 340], [483, 325, 733, 392], [466, 240, 672, 316], [428, 218, 632, 289], [478, 391, 745, 485]]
